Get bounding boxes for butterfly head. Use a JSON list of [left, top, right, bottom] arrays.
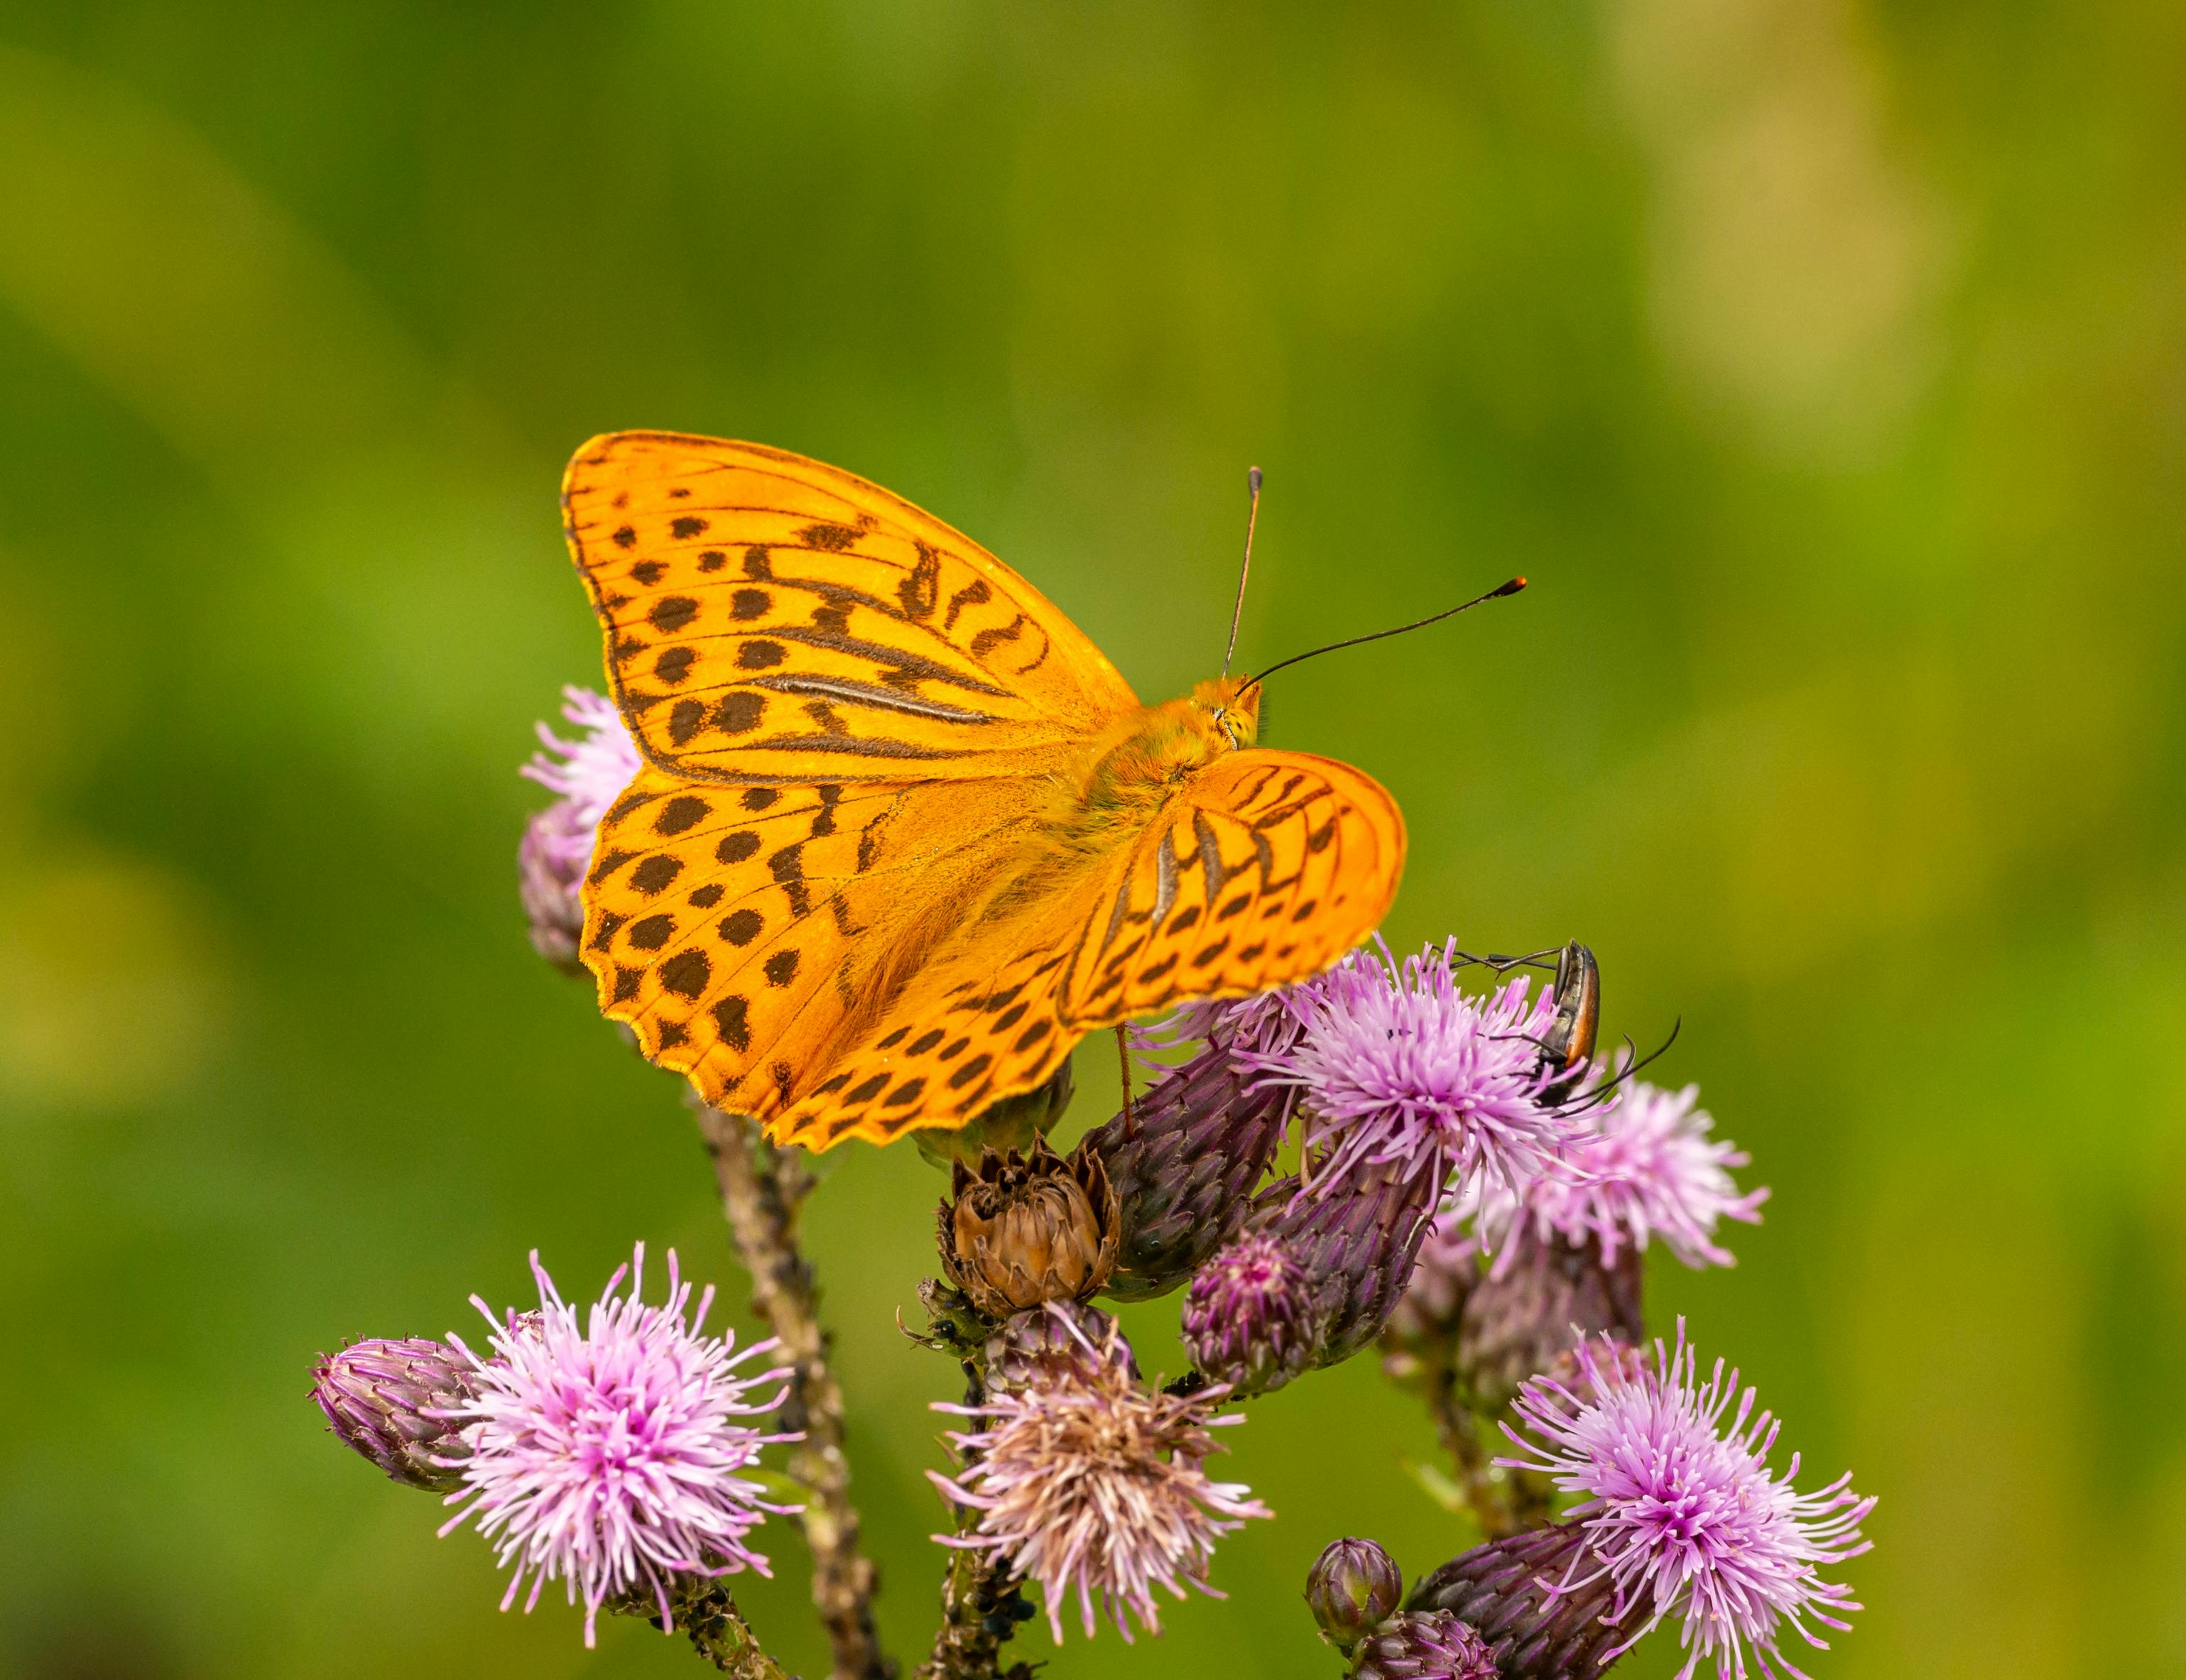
[[1192, 675, 1261, 752]]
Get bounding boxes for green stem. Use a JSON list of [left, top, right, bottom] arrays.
[[695, 1100, 895, 1680]]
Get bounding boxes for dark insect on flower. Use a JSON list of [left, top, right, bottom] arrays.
[[1535, 941, 1600, 1107], [1239, 942, 1584, 1204], [1351, 1608, 1499, 1680], [1180, 1231, 1329, 1397], [1303, 1536, 1404, 1651], [312, 1336, 485, 1493], [937, 1138, 1121, 1320]]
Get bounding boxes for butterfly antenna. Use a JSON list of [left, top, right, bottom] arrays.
[[1221, 466, 1263, 678], [1241, 575, 1527, 694]]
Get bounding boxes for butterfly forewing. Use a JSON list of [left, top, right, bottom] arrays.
[[564, 434, 1137, 785]]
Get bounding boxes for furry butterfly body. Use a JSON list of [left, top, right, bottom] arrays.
[[563, 432, 1405, 1150]]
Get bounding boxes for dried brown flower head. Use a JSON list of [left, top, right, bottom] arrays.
[[937, 1139, 1120, 1320]]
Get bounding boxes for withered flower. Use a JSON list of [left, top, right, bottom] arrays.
[[937, 1139, 1121, 1320]]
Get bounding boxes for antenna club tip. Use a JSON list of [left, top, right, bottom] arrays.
[[1499, 576, 1528, 596], [1248, 466, 1263, 492]]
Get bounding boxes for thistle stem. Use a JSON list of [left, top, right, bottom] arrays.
[[695, 1100, 894, 1680], [616, 1578, 795, 1679], [1428, 1370, 1519, 1540], [918, 1365, 1033, 1680]]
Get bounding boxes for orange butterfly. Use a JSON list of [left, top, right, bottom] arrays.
[[562, 432, 1411, 1151]]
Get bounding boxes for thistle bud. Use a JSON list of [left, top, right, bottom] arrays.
[[310, 1336, 482, 1491], [1252, 1159, 1441, 1369], [1082, 995, 1303, 1302], [1303, 1537, 1403, 1650], [1180, 1232, 1328, 1397], [1352, 1610, 1498, 1680], [1406, 1522, 1645, 1680], [937, 1139, 1121, 1321], [983, 1299, 1135, 1393], [1457, 1227, 1642, 1410]]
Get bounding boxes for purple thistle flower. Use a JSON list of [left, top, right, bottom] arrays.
[[1470, 1074, 1768, 1272], [518, 687, 642, 967], [1180, 1231, 1329, 1397], [929, 1314, 1271, 1642], [1240, 942, 1582, 1202], [1497, 1324, 1874, 1680], [439, 1245, 798, 1647]]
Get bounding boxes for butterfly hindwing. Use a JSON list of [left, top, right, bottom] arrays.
[[584, 763, 1053, 1123], [1060, 750, 1406, 1020], [762, 751, 1404, 1147], [563, 434, 1138, 786]]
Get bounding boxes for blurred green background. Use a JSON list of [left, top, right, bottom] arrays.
[[1, 4, 2181, 1677]]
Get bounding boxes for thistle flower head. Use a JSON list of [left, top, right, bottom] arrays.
[[440, 1246, 798, 1646], [1180, 1231, 1329, 1397], [1087, 986, 1309, 1302], [984, 1299, 1134, 1394], [523, 686, 643, 819], [1351, 1609, 1499, 1680], [930, 1316, 1271, 1642], [1241, 942, 1581, 1200], [1499, 1324, 1874, 1680], [1470, 1074, 1768, 1271], [1135, 983, 1311, 1067], [312, 1336, 484, 1492], [1303, 1536, 1404, 1650], [518, 687, 642, 966], [937, 1140, 1121, 1320]]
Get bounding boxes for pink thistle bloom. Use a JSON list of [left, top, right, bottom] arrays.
[[929, 1316, 1271, 1642], [518, 687, 643, 966], [1241, 941, 1584, 1201], [440, 1246, 798, 1646], [1469, 1076, 1768, 1272], [1498, 1324, 1874, 1680]]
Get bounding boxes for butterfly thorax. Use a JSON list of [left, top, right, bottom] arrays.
[[1066, 677, 1261, 845]]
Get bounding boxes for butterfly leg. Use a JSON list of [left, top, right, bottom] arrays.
[[1116, 1023, 1137, 1140]]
